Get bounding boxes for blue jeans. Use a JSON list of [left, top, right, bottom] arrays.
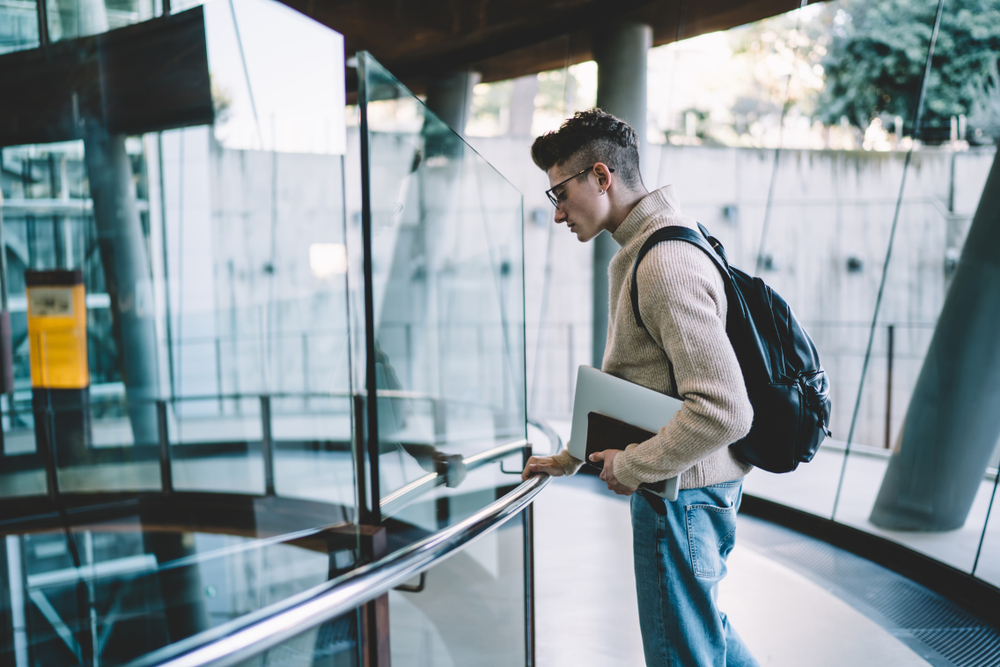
[[631, 480, 759, 667]]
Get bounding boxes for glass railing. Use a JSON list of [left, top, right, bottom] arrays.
[[0, 1, 534, 663], [350, 50, 530, 667], [714, 0, 1000, 590], [355, 51, 527, 530]]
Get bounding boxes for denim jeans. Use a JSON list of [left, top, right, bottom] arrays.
[[631, 480, 759, 667]]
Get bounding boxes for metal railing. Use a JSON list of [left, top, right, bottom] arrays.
[[380, 438, 528, 521], [126, 472, 551, 667]]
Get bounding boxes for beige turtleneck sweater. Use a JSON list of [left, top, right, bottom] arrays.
[[553, 185, 754, 490]]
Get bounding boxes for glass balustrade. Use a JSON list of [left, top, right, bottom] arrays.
[[0, 1, 368, 664], [0, 1, 531, 662], [354, 50, 529, 667]]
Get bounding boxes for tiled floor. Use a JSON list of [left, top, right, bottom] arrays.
[[533, 473, 931, 667]]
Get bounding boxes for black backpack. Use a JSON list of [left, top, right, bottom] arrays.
[[630, 223, 831, 473]]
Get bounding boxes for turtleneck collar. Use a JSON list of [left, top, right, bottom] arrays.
[[611, 185, 682, 247]]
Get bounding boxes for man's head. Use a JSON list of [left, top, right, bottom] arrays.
[[531, 109, 642, 188], [531, 109, 646, 241]]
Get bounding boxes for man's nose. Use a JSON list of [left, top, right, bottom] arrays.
[[553, 207, 567, 224]]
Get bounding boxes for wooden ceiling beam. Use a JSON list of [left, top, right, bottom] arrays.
[[281, 0, 821, 95]]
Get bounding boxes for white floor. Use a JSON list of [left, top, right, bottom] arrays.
[[532, 474, 931, 667], [540, 417, 1000, 590]]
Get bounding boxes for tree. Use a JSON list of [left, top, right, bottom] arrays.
[[816, 0, 1000, 143]]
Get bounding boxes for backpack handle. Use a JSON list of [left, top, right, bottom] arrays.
[[630, 224, 730, 332]]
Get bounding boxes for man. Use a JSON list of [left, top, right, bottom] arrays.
[[521, 109, 759, 667]]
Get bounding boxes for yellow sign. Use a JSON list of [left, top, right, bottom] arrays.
[[27, 283, 89, 389]]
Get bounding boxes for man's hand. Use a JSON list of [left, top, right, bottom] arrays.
[[521, 456, 565, 481], [589, 449, 637, 496]]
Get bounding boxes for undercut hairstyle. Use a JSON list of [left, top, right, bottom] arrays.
[[530, 108, 643, 190]]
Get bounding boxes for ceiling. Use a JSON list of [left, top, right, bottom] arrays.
[[279, 0, 819, 94]]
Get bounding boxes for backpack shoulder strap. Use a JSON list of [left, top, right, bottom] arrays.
[[630, 224, 730, 332]]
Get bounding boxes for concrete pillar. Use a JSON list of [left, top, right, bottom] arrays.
[[84, 127, 160, 447], [509, 75, 538, 136], [591, 22, 651, 367], [870, 150, 1000, 531], [424, 70, 479, 137]]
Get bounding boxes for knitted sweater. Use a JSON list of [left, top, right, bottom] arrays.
[[553, 186, 754, 489]]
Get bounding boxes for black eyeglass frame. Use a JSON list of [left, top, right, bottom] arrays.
[[545, 164, 615, 208]]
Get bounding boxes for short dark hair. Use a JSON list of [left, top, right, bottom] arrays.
[[530, 109, 643, 189]]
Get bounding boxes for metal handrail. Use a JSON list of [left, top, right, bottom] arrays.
[[380, 438, 527, 521], [128, 472, 551, 667], [529, 417, 563, 456]]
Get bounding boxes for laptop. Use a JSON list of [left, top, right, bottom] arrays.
[[569, 365, 682, 501]]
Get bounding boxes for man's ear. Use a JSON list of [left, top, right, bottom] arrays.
[[593, 162, 613, 192]]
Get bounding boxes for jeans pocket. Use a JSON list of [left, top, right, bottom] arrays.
[[685, 503, 737, 579]]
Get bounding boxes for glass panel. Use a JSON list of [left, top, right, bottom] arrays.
[[357, 52, 527, 538], [388, 513, 526, 667], [0, 0, 360, 663], [47, 0, 158, 42], [814, 0, 994, 573], [973, 476, 1000, 587], [2, 503, 355, 666], [232, 610, 361, 667], [0, 406, 46, 496], [214, 516, 529, 667], [0, 0, 40, 54]]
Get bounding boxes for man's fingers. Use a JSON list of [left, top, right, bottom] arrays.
[[521, 457, 539, 481], [522, 456, 564, 480]]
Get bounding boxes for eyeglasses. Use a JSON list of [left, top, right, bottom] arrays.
[[545, 165, 614, 208]]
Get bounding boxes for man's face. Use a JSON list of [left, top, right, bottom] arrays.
[[546, 164, 608, 242]]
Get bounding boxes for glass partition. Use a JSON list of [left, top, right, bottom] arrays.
[[46, 0, 158, 42], [0, 0, 40, 54], [0, 0, 362, 663], [723, 0, 1000, 578], [356, 51, 529, 667], [0, 7, 533, 665], [3, 506, 355, 666], [356, 52, 527, 533], [974, 477, 1000, 588]]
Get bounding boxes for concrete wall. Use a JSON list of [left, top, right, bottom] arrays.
[[152, 127, 997, 454]]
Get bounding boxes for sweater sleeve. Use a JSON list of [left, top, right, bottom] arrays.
[[612, 242, 753, 489], [552, 448, 585, 476]]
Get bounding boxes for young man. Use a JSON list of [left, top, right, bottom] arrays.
[[521, 109, 759, 667]]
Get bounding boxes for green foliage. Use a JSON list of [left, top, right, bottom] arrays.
[[816, 0, 1000, 143]]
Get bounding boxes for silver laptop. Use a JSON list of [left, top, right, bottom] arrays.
[[569, 365, 682, 501]]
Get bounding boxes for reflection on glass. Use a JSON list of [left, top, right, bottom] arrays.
[[973, 477, 1000, 588], [3, 509, 353, 666], [355, 51, 529, 667], [733, 0, 994, 570], [802, 0, 1000, 574], [0, 0, 40, 53], [358, 52, 527, 537], [388, 516, 525, 667], [47, 0, 157, 42], [1, 0, 361, 661]]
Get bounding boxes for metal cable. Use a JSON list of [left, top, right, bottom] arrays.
[[831, 0, 948, 519], [754, 0, 809, 275]]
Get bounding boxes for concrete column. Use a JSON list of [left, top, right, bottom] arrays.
[[591, 22, 651, 367], [84, 127, 160, 447], [509, 75, 538, 136], [423, 70, 479, 137], [870, 150, 1000, 531]]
